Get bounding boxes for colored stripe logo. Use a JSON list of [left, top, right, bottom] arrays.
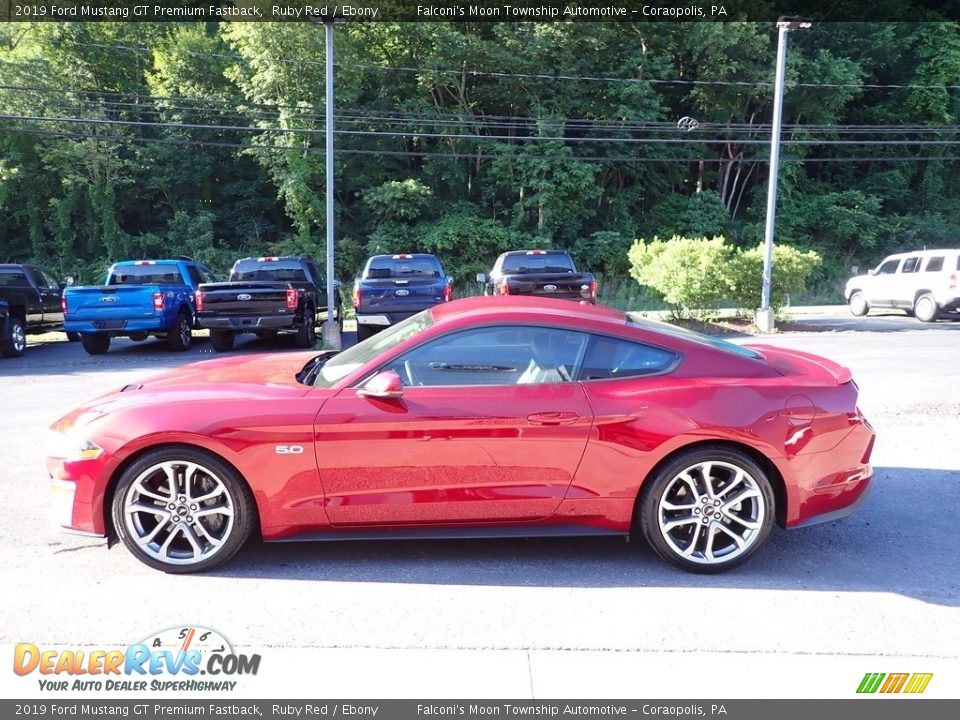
[[857, 672, 933, 694]]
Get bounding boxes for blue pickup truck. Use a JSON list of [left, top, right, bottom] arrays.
[[352, 253, 453, 341], [64, 259, 212, 355]]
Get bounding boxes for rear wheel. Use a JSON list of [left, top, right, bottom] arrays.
[[355, 323, 374, 343], [167, 312, 192, 351], [848, 291, 868, 317], [111, 447, 255, 573], [80, 333, 110, 355], [1, 316, 26, 358], [914, 293, 939, 323], [638, 447, 775, 574], [295, 309, 316, 348], [209, 330, 235, 352]]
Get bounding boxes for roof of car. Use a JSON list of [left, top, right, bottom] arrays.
[[884, 248, 960, 258], [430, 295, 626, 327]]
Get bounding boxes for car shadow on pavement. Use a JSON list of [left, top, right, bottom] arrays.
[[208, 465, 960, 607]]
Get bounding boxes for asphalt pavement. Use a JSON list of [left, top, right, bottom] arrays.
[[1, 316, 958, 697]]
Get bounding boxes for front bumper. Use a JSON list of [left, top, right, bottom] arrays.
[[46, 454, 112, 537]]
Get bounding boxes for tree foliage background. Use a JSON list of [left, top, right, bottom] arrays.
[[2, 20, 959, 304]]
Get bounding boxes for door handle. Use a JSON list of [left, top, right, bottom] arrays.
[[526, 411, 579, 425]]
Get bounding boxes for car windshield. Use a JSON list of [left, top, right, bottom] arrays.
[[108, 264, 184, 285], [627, 315, 763, 359], [502, 252, 575, 274], [232, 260, 307, 282], [309, 310, 435, 388], [364, 257, 440, 279]]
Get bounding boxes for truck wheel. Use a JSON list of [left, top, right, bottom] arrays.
[[210, 330, 235, 352], [128, 332, 148, 342], [848, 291, 868, 317], [66, 331, 81, 342], [355, 323, 374, 343], [1, 316, 26, 358], [295, 310, 316, 348], [167, 312, 193, 351], [914, 293, 940, 323], [80, 333, 111, 355]]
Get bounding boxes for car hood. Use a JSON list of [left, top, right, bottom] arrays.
[[52, 352, 318, 432]]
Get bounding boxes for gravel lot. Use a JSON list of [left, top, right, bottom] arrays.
[[1, 316, 958, 695]]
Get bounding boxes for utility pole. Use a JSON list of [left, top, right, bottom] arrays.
[[756, 18, 810, 333], [313, 13, 342, 350]]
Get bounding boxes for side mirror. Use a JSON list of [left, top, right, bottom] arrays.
[[446, 276, 454, 286], [357, 370, 404, 399], [65, 277, 75, 287], [476, 273, 487, 284], [868, 269, 877, 276]]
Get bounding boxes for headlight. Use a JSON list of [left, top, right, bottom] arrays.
[[46, 429, 104, 461]]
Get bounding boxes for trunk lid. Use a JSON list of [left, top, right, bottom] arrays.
[[747, 344, 853, 385]]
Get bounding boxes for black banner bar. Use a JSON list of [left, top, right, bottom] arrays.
[[2, 0, 960, 23]]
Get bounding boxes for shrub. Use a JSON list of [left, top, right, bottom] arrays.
[[724, 244, 821, 314], [628, 236, 732, 319]]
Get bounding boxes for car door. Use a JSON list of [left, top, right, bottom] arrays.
[[895, 255, 922, 308], [865, 257, 901, 307], [313, 325, 594, 526], [34, 268, 65, 324]]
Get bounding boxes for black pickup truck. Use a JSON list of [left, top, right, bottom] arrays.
[[478, 250, 597, 303], [0, 263, 77, 357], [196, 256, 341, 352]]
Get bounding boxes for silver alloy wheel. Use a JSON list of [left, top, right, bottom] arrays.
[[849, 293, 868, 317], [122, 460, 234, 566], [657, 460, 765, 565], [178, 317, 191, 346], [11, 322, 25, 353], [915, 295, 937, 322]]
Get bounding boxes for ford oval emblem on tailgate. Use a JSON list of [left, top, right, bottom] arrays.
[[543, 284, 558, 292], [237, 293, 252, 301], [100, 296, 117, 303], [395, 289, 410, 296]]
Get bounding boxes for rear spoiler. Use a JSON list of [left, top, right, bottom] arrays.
[[745, 344, 852, 385]]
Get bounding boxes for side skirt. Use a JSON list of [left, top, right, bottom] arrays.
[[266, 525, 629, 543]]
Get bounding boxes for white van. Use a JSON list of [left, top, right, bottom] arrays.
[[845, 249, 960, 322]]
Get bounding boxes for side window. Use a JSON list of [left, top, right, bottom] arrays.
[[877, 259, 900, 275], [578, 336, 678, 381], [29, 268, 50, 288], [925, 256, 944, 272], [185, 265, 206, 286], [40, 270, 60, 288], [0, 270, 29, 287], [384, 326, 588, 387], [901, 257, 921, 273]]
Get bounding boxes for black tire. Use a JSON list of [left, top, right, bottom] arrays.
[[128, 332, 148, 342], [637, 446, 776, 574], [110, 446, 256, 573], [80, 333, 111, 355], [295, 308, 317, 348], [254, 330, 279, 339], [914, 293, 939, 323], [848, 291, 868, 317], [66, 331, 81, 342], [210, 330, 236, 352], [355, 323, 374, 343], [167, 311, 192, 351], [1, 316, 26, 358]]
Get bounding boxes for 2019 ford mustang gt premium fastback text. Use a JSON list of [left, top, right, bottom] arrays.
[[47, 296, 875, 574]]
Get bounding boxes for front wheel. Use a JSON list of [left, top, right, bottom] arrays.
[[1, 316, 26, 358], [167, 312, 192, 351], [80, 333, 110, 355], [848, 291, 868, 317], [914, 293, 939, 323], [638, 447, 775, 574], [111, 447, 256, 573]]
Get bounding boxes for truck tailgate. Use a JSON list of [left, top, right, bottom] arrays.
[[505, 272, 594, 299], [360, 277, 446, 312], [197, 282, 293, 317], [64, 286, 159, 327]]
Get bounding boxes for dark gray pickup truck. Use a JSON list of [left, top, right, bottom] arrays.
[[478, 250, 597, 303], [0, 263, 76, 357], [196, 256, 341, 352]]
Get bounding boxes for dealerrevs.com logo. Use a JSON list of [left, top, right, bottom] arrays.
[[13, 626, 261, 692]]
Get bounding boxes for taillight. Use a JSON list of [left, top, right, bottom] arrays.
[[443, 284, 453, 302], [500, 280, 510, 295], [61, 296, 68, 314], [286, 288, 298, 310], [195, 291, 204, 312], [153, 292, 165, 312], [589, 280, 597, 299], [352, 286, 362, 309], [950, 273, 957, 289]]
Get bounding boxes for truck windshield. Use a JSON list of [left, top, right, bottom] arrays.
[[310, 311, 434, 388], [502, 252, 575, 274], [108, 265, 185, 285], [231, 261, 307, 282], [364, 257, 440, 279]]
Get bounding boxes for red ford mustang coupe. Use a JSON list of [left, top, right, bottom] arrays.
[[47, 296, 875, 574]]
